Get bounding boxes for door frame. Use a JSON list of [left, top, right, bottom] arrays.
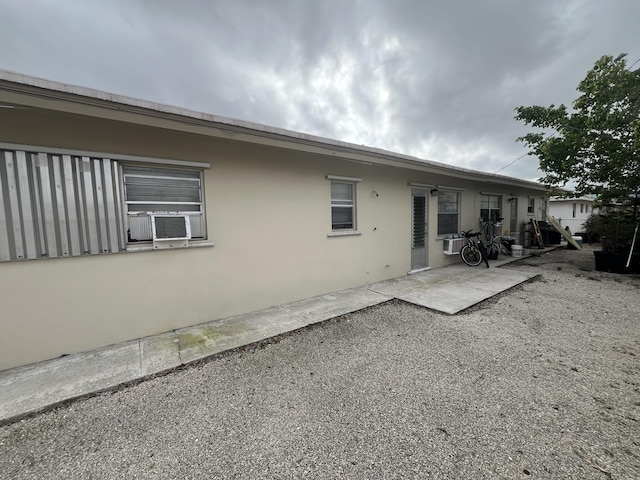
[[509, 198, 518, 243], [410, 188, 429, 273]]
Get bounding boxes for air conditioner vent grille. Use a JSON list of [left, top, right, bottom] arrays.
[[151, 214, 191, 243], [154, 216, 188, 239]]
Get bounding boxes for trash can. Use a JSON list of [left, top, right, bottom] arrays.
[[569, 236, 583, 249]]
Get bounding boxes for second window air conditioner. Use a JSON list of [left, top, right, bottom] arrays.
[[443, 237, 465, 255]]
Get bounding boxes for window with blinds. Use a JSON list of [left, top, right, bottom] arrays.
[[0, 149, 125, 261], [122, 165, 204, 242], [480, 194, 502, 223], [437, 191, 459, 236], [330, 181, 355, 230]]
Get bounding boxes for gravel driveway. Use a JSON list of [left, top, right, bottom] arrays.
[[1, 246, 639, 479]]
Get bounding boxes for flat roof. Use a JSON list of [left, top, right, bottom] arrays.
[[550, 196, 597, 202], [0, 68, 546, 190]]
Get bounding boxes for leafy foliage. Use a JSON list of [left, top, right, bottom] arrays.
[[583, 211, 637, 251], [515, 54, 640, 215]]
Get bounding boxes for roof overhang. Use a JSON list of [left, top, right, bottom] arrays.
[[0, 69, 546, 191]]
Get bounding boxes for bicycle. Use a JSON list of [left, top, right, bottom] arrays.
[[486, 234, 511, 258], [480, 220, 510, 260], [460, 229, 490, 268]]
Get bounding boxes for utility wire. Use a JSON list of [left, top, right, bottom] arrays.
[[494, 152, 530, 174], [496, 55, 638, 175], [494, 133, 555, 174]]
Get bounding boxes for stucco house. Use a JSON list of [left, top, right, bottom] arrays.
[[0, 71, 548, 371], [548, 196, 598, 234]]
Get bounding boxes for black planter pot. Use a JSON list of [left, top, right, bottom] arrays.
[[594, 250, 640, 274]]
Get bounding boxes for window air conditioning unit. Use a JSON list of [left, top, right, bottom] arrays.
[[443, 237, 464, 255], [151, 214, 191, 249]]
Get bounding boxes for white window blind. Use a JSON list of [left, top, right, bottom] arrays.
[[330, 181, 355, 230], [437, 191, 459, 236], [123, 165, 204, 241]]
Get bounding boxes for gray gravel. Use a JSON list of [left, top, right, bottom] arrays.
[[1, 246, 639, 479]]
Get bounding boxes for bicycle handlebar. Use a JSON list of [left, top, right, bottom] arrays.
[[461, 229, 481, 238]]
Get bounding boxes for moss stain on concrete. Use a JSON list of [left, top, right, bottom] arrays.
[[177, 324, 248, 351]]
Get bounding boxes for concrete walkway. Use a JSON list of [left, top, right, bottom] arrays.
[[0, 253, 544, 425]]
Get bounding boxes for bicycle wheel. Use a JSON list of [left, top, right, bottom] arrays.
[[493, 236, 509, 255], [460, 243, 483, 266]]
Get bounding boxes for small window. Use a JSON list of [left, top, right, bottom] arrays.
[[330, 181, 356, 230], [580, 203, 584, 213], [437, 191, 459, 236], [585, 204, 589, 213], [572, 203, 576, 218], [527, 198, 535, 215], [122, 165, 205, 242], [481, 194, 501, 223]]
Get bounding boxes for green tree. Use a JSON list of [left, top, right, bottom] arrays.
[[515, 54, 640, 218]]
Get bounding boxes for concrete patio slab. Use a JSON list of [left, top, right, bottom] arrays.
[[368, 265, 538, 314]]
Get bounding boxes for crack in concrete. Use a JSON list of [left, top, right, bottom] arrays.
[[364, 286, 395, 298], [173, 331, 184, 365]]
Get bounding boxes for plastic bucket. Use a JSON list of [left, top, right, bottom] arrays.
[[511, 245, 523, 257], [571, 236, 583, 248]]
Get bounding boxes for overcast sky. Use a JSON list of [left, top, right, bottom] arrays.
[[1, 0, 639, 182]]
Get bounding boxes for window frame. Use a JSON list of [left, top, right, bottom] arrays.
[[480, 194, 502, 223], [121, 164, 207, 244], [527, 197, 535, 215], [330, 181, 356, 231], [437, 190, 460, 237], [326, 175, 361, 236]]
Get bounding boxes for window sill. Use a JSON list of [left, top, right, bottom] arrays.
[[435, 235, 458, 240], [125, 240, 214, 252], [327, 231, 361, 237]]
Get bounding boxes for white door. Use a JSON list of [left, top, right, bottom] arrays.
[[411, 189, 428, 271]]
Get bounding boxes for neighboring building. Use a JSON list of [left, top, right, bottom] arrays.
[[549, 196, 598, 234], [0, 71, 548, 371]]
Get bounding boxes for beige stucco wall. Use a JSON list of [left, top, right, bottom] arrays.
[[0, 108, 545, 370]]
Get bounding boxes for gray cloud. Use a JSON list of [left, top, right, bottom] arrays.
[[1, 0, 638, 182]]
